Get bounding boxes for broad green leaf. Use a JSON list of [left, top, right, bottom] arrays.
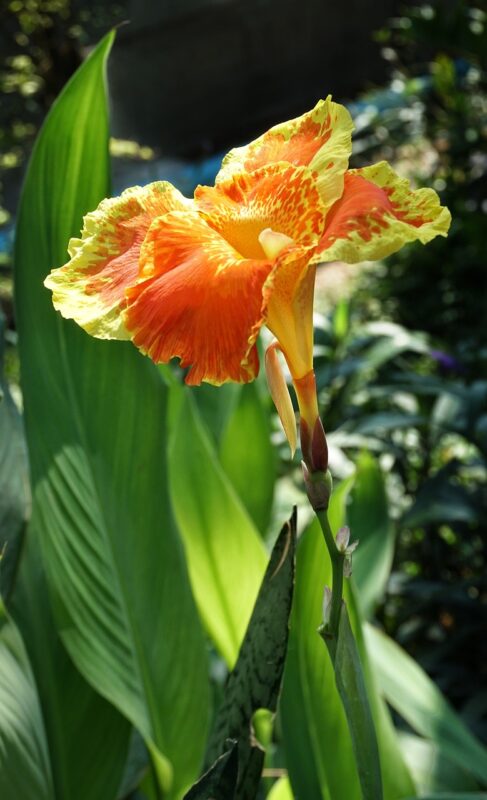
[[0, 313, 30, 601], [366, 625, 487, 788], [220, 382, 276, 534], [205, 513, 296, 799], [398, 732, 480, 794], [332, 605, 383, 800], [14, 33, 209, 798], [169, 388, 267, 667], [192, 381, 240, 443], [0, 599, 54, 800], [347, 452, 394, 619], [10, 527, 130, 800], [184, 743, 239, 800], [404, 795, 487, 799]]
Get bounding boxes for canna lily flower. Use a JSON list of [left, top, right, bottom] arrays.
[[44, 96, 450, 470]]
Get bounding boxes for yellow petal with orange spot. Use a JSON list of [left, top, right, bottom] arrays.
[[313, 161, 451, 265], [216, 97, 353, 210], [265, 343, 297, 456], [44, 182, 191, 338]]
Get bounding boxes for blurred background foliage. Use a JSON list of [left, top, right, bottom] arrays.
[[1, 0, 487, 793]]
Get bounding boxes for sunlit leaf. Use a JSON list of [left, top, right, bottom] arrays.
[[169, 388, 267, 667], [347, 452, 395, 618], [220, 382, 276, 534], [366, 625, 487, 787]]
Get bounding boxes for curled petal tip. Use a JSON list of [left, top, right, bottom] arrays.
[[265, 342, 297, 457]]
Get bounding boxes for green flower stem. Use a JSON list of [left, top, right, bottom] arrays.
[[316, 509, 345, 661]]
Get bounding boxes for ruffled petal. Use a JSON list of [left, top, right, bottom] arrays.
[[195, 163, 326, 257], [123, 210, 274, 385], [44, 182, 190, 338], [313, 161, 451, 264], [216, 97, 353, 209]]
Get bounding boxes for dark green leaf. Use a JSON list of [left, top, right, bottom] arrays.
[[0, 598, 54, 800], [0, 314, 30, 601], [205, 513, 296, 800], [11, 528, 130, 800], [184, 742, 238, 800]]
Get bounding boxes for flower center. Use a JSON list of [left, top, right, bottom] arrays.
[[258, 228, 295, 260]]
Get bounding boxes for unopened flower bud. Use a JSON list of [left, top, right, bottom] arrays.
[[301, 463, 333, 511]]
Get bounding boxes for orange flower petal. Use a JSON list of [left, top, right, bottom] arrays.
[[265, 342, 297, 457], [264, 250, 317, 380], [44, 182, 190, 338], [124, 211, 273, 385], [313, 161, 451, 264], [216, 97, 353, 210], [195, 163, 326, 256]]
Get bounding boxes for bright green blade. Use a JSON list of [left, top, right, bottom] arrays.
[[169, 388, 267, 667], [347, 451, 395, 619], [219, 382, 276, 535], [15, 33, 209, 799]]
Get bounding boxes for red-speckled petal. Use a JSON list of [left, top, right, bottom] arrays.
[[313, 161, 451, 264], [216, 97, 353, 210], [196, 162, 326, 256], [124, 210, 274, 385], [44, 182, 191, 338]]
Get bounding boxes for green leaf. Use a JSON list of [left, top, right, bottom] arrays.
[[281, 503, 414, 800], [344, 585, 416, 800], [10, 527, 130, 800], [205, 513, 296, 799], [267, 777, 294, 800], [14, 33, 209, 798], [404, 795, 487, 799], [0, 313, 30, 601], [366, 625, 487, 788], [281, 518, 362, 800], [0, 599, 54, 800], [192, 382, 240, 444], [169, 388, 267, 667], [398, 732, 481, 793], [220, 382, 276, 534], [184, 742, 239, 800], [347, 452, 395, 619], [332, 604, 383, 800]]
